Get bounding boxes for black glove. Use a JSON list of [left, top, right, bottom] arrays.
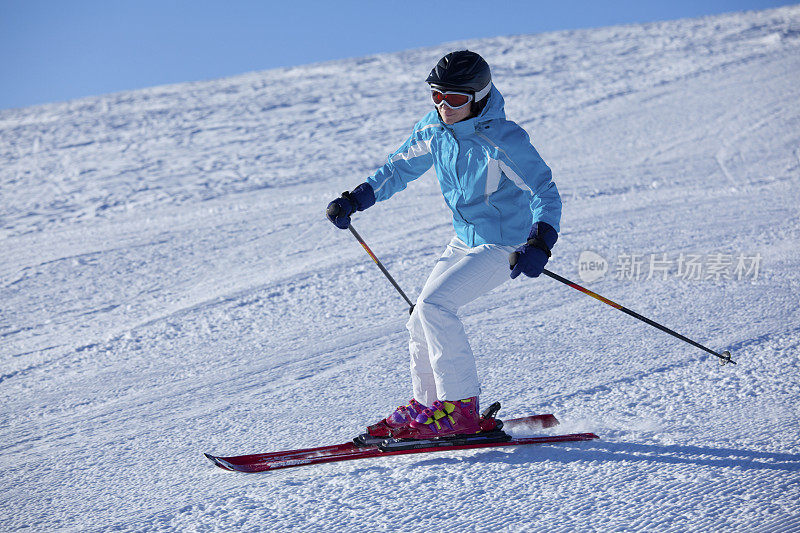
[[326, 183, 375, 229], [509, 222, 558, 279]]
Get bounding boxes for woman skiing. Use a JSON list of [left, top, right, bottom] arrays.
[[327, 50, 562, 440]]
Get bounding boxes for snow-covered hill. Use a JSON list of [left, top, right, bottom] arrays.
[[2, 5, 800, 531]]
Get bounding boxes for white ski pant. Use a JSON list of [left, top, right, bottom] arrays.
[[407, 236, 515, 406]]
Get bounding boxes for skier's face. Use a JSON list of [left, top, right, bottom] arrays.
[[437, 101, 472, 124]]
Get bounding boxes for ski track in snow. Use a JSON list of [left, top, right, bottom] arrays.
[[2, 6, 800, 532]]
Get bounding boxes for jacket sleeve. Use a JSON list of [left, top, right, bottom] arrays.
[[365, 121, 437, 203], [493, 125, 562, 233]]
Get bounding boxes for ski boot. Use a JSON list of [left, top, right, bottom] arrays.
[[390, 397, 482, 440], [354, 399, 428, 446], [377, 400, 511, 450]]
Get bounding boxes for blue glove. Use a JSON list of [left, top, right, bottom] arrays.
[[326, 183, 376, 229], [509, 222, 558, 279]]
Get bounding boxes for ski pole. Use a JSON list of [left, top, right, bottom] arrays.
[[509, 254, 735, 365], [348, 224, 415, 315], [327, 202, 415, 314]]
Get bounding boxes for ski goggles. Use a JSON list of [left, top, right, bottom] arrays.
[[431, 89, 473, 110]]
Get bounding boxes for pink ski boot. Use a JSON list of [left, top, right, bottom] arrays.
[[391, 397, 481, 439], [367, 399, 428, 438]]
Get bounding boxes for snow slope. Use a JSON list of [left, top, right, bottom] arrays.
[[2, 5, 800, 531]]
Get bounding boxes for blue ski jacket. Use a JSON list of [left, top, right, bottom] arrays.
[[365, 85, 561, 247]]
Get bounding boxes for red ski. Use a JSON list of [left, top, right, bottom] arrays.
[[204, 413, 599, 473]]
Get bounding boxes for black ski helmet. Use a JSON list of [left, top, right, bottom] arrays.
[[426, 50, 492, 97]]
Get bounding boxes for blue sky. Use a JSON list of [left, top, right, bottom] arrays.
[[0, 0, 795, 110]]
